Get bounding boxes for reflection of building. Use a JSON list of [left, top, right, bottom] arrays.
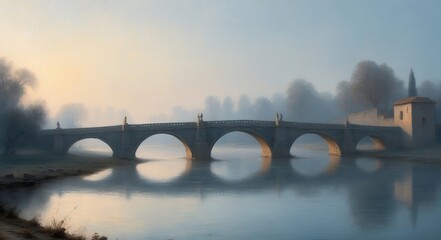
[[394, 171, 413, 206], [348, 69, 437, 148], [394, 167, 438, 227]]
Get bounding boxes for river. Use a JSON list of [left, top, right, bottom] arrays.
[[1, 135, 441, 240]]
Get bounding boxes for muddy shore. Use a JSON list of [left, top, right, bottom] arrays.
[[0, 152, 136, 240]]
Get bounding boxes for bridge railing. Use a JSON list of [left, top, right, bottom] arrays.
[[128, 122, 196, 128], [39, 125, 122, 135], [203, 120, 274, 127], [282, 121, 345, 129], [39, 120, 402, 136]]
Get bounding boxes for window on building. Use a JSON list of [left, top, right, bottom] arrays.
[[423, 118, 426, 125], [400, 111, 403, 120]]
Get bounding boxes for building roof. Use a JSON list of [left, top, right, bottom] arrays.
[[394, 96, 436, 106]]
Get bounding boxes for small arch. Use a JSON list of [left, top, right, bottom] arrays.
[[400, 111, 403, 120], [134, 133, 193, 159], [290, 134, 341, 176], [356, 136, 387, 152], [210, 129, 272, 158], [290, 133, 342, 156], [66, 138, 114, 157]]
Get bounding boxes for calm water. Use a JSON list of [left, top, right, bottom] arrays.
[[2, 142, 441, 240]]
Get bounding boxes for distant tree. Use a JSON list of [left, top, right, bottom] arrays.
[[0, 58, 46, 155], [351, 61, 403, 109], [336, 80, 364, 113], [408, 68, 417, 97]]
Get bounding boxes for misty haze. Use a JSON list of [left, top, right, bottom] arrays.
[[2, 1, 441, 240]]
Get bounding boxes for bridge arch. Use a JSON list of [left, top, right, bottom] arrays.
[[133, 132, 194, 159], [65, 137, 116, 156], [209, 128, 273, 158], [355, 135, 387, 152], [289, 132, 342, 156]]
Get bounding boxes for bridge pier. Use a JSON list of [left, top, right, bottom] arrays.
[[115, 129, 136, 159], [271, 143, 292, 158], [114, 146, 134, 159], [54, 132, 65, 154], [192, 124, 212, 160], [271, 126, 292, 158], [192, 143, 211, 160]]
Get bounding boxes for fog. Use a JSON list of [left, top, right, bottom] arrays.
[[0, 58, 46, 154], [418, 80, 441, 121], [147, 61, 407, 125], [44, 60, 441, 132]]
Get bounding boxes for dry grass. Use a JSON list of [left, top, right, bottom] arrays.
[[0, 205, 19, 219], [44, 218, 69, 238], [0, 204, 93, 240], [20, 229, 35, 239]]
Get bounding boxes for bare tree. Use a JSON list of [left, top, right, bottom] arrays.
[[0, 58, 46, 155]]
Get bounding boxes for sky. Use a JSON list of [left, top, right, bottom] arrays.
[[1, 0, 441, 126]]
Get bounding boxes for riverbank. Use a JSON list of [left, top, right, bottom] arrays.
[[372, 143, 441, 163], [0, 152, 136, 239]]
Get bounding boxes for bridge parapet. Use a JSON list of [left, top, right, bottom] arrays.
[[39, 125, 122, 135], [203, 120, 275, 127], [128, 122, 196, 129], [282, 121, 345, 129]]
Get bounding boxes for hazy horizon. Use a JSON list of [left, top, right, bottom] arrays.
[[2, 0, 441, 127]]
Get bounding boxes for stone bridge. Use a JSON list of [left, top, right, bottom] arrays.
[[35, 120, 403, 160]]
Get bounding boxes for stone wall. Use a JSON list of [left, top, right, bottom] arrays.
[[348, 108, 394, 126]]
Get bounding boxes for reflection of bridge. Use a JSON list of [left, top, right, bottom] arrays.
[[51, 157, 378, 194], [2, 157, 439, 230], [35, 120, 402, 159]]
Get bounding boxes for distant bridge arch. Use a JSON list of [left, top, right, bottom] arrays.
[[288, 132, 342, 156], [355, 135, 387, 151], [209, 128, 273, 158], [64, 137, 117, 156], [132, 132, 194, 159]]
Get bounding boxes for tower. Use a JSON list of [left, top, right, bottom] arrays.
[[408, 68, 417, 97], [394, 97, 436, 147]]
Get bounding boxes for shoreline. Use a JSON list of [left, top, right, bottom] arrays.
[[0, 153, 137, 240]]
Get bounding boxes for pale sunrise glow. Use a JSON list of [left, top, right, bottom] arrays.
[[2, 1, 441, 127]]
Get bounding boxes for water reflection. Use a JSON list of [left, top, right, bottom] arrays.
[[2, 150, 441, 239], [83, 168, 113, 181], [210, 158, 270, 182], [136, 159, 191, 182], [355, 158, 383, 172], [290, 155, 340, 177]]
